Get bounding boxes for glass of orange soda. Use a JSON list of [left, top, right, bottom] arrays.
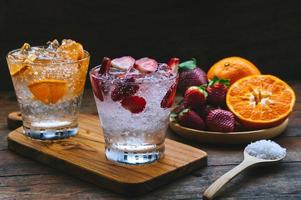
[[6, 39, 90, 140]]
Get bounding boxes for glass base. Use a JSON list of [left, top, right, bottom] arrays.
[[105, 143, 165, 165], [23, 125, 78, 140]]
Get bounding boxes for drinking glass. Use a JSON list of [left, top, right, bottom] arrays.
[[7, 46, 90, 140], [90, 65, 178, 165]]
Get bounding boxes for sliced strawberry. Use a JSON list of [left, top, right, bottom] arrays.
[[111, 56, 135, 71], [121, 96, 146, 114], [161, 81, 178, 108], [167, 57, 180, 71], [111, 77, 139, 101], [134, 57, 158, 73], [90, 75, 104, 101], [99, 57, 111, 75]]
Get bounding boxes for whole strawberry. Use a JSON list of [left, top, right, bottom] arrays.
[[206, 109, 235, 132], [198, 105, 215, 118], [206, 76, 229, 106], [177, 109, 205, 130], [184, 86, 207, 110], [178, 58, 207, 92]]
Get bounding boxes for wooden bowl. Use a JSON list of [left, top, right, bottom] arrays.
[[169, 113, 289, 144]]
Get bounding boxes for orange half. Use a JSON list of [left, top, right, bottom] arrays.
[[28, 79, 67, 104], [226, 75, 295, 128]]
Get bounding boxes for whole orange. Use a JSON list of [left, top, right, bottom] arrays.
[[207, 56, 261, 85]]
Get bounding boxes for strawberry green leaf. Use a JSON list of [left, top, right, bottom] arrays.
[[179, 108, 190, 117], [219, 79, 230, 87], [179, 58, 197, 71], [208, 76, 219, 86], [199, 84, 208, 91], [208, 76, 230, 87], [197, 85, 208, 97], [170, 112, 178, 119]]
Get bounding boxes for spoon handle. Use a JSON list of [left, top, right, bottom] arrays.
[[203, 160, 254, 200]]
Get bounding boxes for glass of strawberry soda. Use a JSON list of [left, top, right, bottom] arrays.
[[90, 57, 179, 165]]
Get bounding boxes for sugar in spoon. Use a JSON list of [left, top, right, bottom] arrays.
[[203, 140, 286, 200]]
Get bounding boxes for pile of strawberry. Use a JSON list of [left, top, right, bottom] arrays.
[[175, 59, 236, 132]]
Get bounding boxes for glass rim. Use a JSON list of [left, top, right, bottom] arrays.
[[89, 65, 178, 84], [6, 46, 90, 65]]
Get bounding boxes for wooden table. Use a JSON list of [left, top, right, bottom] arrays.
[[0, 83, 300, 200]]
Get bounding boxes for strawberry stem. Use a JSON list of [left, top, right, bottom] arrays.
[[209, 76, 230, 87], [178, 108, 190, 117], [198, 85, 208, 97], [179, 58, 197, 71]]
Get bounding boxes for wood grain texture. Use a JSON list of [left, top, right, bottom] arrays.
[[0, 84, 300, 199], [7, 114, 207, 196], [203, 151, 285, 200]]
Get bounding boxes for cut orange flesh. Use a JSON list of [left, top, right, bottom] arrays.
[[10, 63, 29, 77], [28, 79, 67, 104], [226, 75, 295, 128]]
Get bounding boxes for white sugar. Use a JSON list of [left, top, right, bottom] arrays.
[[245, 140, 286, 160]]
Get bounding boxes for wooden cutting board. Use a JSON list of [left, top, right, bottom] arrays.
[[7, 114, 207, 196]]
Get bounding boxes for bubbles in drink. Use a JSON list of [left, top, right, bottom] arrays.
[[90, 56, 179, 164], [7, 39, 90, 140], [47, 39, 60, 51]]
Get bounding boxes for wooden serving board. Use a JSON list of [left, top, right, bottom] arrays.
[[7, 114, 207, 196]]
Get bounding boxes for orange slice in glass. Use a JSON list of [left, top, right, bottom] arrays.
[[57, 39, 84, 61], [10, 63, 29, 77], [226, 75, 295, 128], [28, 79, 67, 104]]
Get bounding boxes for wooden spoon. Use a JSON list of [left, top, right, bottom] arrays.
[[203, 149, 286, 200]]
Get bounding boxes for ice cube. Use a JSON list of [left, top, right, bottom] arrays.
[[21, 43, 31, 53], [124, 68, 145, 79], [57, 39, 84, 61], [47, 39, 60, 51], [24, 54, 37, 63], [11, 43, 32, 61], [156, 63, 175, 78], [27, 47, 54, 63], [157, 63, 169, 71]]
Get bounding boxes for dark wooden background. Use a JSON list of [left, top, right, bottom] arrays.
[[1, 0, 301, 91]]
